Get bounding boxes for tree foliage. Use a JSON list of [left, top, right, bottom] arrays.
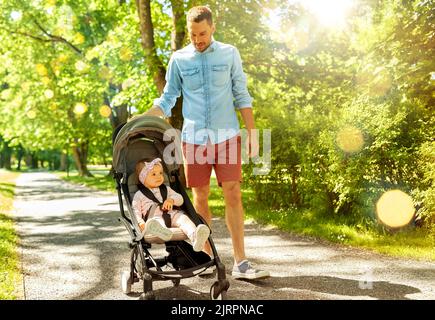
[[0, 0, 433, 230]]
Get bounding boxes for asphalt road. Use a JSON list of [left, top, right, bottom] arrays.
[[12, 172, 435, 300]]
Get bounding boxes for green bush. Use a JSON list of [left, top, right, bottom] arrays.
[[414, 141, 435, 232]]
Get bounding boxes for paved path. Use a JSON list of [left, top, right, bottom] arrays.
[[12, 172, 435, 300]]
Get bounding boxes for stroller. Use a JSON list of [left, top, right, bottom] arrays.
[[112, 115, 229, 300]]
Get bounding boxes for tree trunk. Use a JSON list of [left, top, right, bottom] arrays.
[[0, 135, 3, 168], [25, 154, 32, 169], [26, 153, 39, 169], [106, 84, 129, 130], [135, 0, 185, 130], [136, 0, 167, 93], [60, 152, 68, 171], [168, 0, 186, 131], [170, 0, 186, 52], [72, 141, 93, 177], [0, 135, 13, 170], [291, 170, 301, 207], [1, 142, 12, 170], [16, 145, 24, 171]]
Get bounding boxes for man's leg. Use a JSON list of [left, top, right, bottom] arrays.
[[192, 184, 213, 256], [221, 180, 246, 264], [221, 180, 270, 280]]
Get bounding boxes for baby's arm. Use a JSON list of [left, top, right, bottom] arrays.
[[132, 192, 154, 231], [166, 186, 184, 206]]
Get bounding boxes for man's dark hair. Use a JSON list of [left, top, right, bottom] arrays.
[[187, 6, 213, 25]]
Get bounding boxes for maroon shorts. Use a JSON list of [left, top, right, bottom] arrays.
[[182, 135, 242, 188]]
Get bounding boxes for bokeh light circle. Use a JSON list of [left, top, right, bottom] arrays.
[[36, 64, 48, 76], [376, 190, 415, 228], [122, 78, 135, 90], [27, 110, 36, 119], [99, 105, 112, 118], [74, 103, 88, 115], [120, 47, 133, 61], [336, 126, 364, 153], [44, 89, 54, 99]]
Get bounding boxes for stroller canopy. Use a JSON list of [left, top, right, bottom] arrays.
[[112, 115, 181, 176]]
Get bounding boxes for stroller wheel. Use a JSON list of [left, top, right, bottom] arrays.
[[210, 282, 227, 300], [140, 292, 156, 300], [172, 279, 180, 287], [121, 271, 132, 294]]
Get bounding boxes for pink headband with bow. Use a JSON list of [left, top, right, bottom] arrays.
[[139, 158, 162, 183]]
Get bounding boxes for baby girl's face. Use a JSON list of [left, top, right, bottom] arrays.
[[144, 164, 164, 188]]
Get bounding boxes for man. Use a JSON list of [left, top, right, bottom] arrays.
[[145, 6, 269, 280]]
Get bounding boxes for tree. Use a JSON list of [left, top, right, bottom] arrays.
[[0, 0, 130, 175]]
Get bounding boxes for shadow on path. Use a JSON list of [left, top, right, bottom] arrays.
[[230, 275, 421, 300]]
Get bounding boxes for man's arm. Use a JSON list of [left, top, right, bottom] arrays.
[[144, 55, 181, 118], [144, 105, 165, 117], [231, 47, 253, 109], [231, 46, 258, 157], [239, 107, 259, 158]]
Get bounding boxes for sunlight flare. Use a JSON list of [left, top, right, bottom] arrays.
[[302, 0, 354, 28], [336, 126, 364, 153], [376, 190, 415, 228], [27, 110, 36, 119], [75, 60, 89, 72], [49, 103, 58, 111], [120, 47, 133, 61], [122, 78, 135, 90], [41, 77, 51, 85], [44, 89, 54, 99], [99, 105, 112, 118], [98, 66, 113, 81], [73, 33, 85, 45], [36, 64, 48, 76], [10, 11, 22, 22], [74, 103, 88, 115]]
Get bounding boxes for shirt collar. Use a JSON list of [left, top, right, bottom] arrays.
[[188, 40, 218, 54]]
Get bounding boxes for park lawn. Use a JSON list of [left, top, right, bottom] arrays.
[[59, 171, 435, 262], [0, 169, 22, 300], [201, 178, 434, 262]]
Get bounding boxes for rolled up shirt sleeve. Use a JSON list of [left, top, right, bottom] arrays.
[[231, 47, 253, 109], [153, 55, 182, 117]]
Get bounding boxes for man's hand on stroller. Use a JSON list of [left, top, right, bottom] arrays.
[[161, 199, 174, 212]]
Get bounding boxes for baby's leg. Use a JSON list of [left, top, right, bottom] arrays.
[[171, 213, 196, 242], [144, 217, 173, 241], [172, 213, 210, 252]]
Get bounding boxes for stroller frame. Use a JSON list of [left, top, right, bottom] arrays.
[[112, 115, 230, 300]]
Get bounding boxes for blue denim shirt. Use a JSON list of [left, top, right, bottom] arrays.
[[154, 41, 253, 145]]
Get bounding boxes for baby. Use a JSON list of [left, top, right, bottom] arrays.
[[132, 158, 210, 252]]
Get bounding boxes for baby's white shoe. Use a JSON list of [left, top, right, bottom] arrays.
[[145, 218, 173, 241], [192, 224, 210, 252]]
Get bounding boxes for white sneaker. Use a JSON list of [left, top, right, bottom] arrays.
[[232, 260, 270, 280], [192, 224, 210, 252], [145, 218, 173, 241]]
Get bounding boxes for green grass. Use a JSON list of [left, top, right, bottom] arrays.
[[208, 177, 435, 262], [59, 171, 435, 262], [0, 169, 21, 300]]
